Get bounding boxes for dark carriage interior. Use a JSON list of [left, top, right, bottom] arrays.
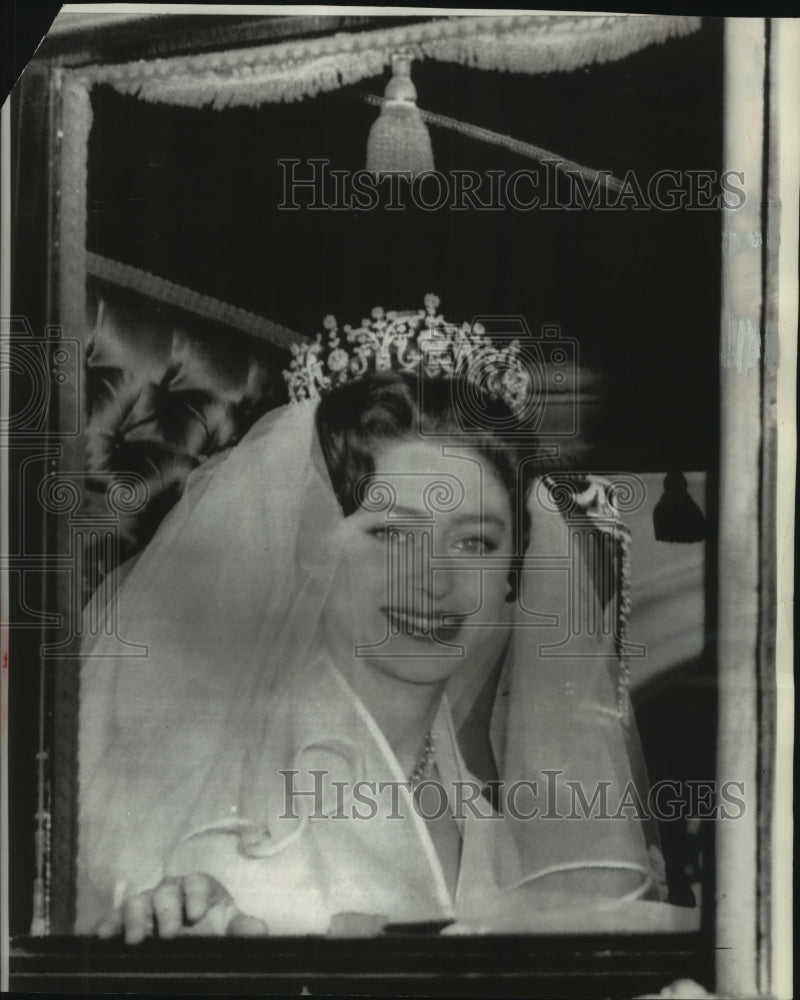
[[86, 20, 722, 472], [79, 16, 723, 571], [11, 15, 723, 984]]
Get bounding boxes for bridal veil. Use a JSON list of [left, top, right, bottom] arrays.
[[76, 399, 663, 932]]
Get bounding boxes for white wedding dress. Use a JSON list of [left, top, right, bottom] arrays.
[[76, 400, 688, 934]]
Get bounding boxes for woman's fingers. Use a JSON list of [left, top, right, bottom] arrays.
[[95, 907, 123, 939], [226, 913, 268, 937], [181, 873, 242, 935], [122, 893, 154, 945], [152, 879, 184, 938], [97, 874, 246, 942], [182, 872, 218, 923]]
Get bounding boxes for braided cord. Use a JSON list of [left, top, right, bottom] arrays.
[[360, 92, 625, 194]]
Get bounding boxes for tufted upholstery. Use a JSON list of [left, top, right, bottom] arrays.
[[82, 279, 291, 600]]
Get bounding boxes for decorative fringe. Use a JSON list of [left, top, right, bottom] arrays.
[[551, 473, 644, 727], [615, 517, 633, 726], [367, 102, 435, 176], [366, 55, 434, 177], [86, 252, 304, 351], [417, 14, 701, 77], [78, 15, 701, 110], [575, 475, 636, 724]]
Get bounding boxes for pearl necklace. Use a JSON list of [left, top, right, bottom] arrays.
[[408, 730, 436, 786]]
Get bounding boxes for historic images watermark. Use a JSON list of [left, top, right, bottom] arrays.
[[277, 159, 747, 213], [279, 770, 747, 823]]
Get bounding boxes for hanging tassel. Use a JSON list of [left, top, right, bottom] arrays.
[[653, 471, 706, 543], [366, 54, 434, 178]]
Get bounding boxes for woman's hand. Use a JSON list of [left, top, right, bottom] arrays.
[[95, 873, 268, 943]]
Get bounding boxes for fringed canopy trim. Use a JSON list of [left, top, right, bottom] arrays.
[[79, 14, 701, 109]]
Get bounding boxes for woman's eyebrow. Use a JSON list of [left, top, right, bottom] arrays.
[[387, 506, 508, 530], [449, 513, 509, 531]]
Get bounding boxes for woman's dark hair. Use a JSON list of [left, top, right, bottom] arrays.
[[315, 371, 538, 599]]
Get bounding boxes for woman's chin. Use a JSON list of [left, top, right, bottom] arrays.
[[363, 643, 466, 685]]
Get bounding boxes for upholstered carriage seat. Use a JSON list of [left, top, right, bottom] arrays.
[[81, 278, 291, 595]]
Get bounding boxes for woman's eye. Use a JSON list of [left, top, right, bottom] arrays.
[[368, 527, 405, 543], [452, 535, 497, 554]]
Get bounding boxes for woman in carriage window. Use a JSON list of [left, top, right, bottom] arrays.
[[77, 294, 673, 941]]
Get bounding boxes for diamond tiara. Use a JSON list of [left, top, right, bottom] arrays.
[[283, 293, 532, 414]]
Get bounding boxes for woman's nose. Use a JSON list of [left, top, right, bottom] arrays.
[[390, 528, 453, 605]]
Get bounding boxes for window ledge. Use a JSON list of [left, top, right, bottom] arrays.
[[11, 931, 712, 996]]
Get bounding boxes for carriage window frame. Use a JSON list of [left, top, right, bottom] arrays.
[[4, 12, 791, 997]]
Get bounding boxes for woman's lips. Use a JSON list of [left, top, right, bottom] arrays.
[[383, 608, 464, 641]]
